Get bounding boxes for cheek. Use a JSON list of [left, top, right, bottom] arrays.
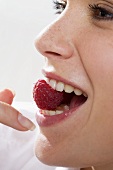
[[80, 34, 113, 137], [81, 34, 113, 104], [76, 35, 113, 164]]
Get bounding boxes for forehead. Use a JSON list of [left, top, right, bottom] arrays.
[[62, 0, 113, 7], [62, 0, 113, 2]]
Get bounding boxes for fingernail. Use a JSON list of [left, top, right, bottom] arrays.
[[18, 113, 36, 131]]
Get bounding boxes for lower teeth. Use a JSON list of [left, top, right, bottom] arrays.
[[41, 105, 69, 116]]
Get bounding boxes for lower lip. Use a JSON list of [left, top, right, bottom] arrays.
[[35, 107, 79, 127]]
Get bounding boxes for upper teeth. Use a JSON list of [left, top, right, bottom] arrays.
[[46, 78, 87, 97]]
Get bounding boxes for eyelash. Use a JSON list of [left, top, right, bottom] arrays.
[[53, 0, 67, 14], [53, 0, 113, 21], [89, 4, 113, 21]]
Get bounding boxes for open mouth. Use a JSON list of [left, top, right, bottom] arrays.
[[33, 78, 88, 116]]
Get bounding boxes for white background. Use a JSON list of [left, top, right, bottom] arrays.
[[0, 0, 56, 101]]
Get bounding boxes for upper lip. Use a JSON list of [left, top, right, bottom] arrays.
[[42, 69, 88, 96]]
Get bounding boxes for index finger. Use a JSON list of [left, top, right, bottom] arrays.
[[0, 102, 36, 131]]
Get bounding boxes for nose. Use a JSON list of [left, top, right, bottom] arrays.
[[35, 18, 74, 59]]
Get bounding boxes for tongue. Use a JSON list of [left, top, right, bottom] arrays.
[[70, 95, 86, 109], [62, 92, 86, 109]]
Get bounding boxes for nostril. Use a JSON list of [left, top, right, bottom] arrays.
[[45, 51, 61, 57]]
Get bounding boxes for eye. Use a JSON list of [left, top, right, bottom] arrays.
[[53, 0, 67, 14], [89, 4, 113, 21]]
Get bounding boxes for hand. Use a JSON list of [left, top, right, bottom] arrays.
[[0, 89, 36, 131]]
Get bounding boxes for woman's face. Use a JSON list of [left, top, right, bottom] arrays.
[[35, 0, 113, 169]]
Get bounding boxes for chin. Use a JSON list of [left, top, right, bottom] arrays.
[[34, 135, 63, 166], [34, 135, 90, 168]]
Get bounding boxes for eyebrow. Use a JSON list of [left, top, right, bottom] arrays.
[[100, 0, 113, 4], [90, 0, 113, 7]]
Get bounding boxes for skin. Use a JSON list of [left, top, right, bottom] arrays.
[[0, 89, 35, 131], [34, 0, 113, 170]]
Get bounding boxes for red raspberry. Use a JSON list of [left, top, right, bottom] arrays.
[[33, 80, 63, 110]]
